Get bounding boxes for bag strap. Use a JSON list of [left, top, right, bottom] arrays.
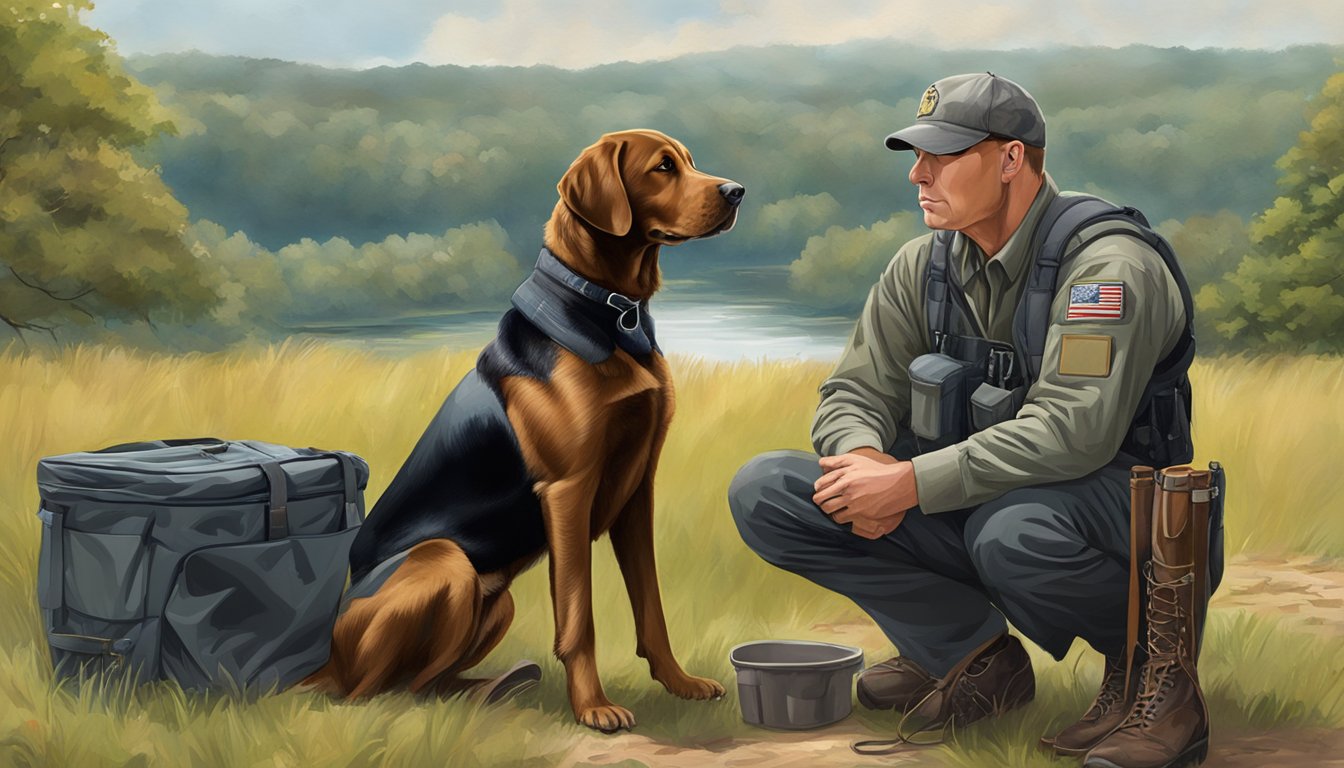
[[238, 443, 292, 539], [94, 437, 229, 454], [1014, 194, 1197, 390], [257, 461, 289, 540], [37, 505, 65, 615], [925, 230, 995, 349], [48, 633, 135, 657], [241, 441, 364, 531], [1035, 202, 1197, 466], [319, 450, 363, 529], [1013, 194, 1122, 381], [925, 231, 954, 350]]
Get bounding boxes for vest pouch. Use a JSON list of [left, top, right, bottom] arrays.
[[970, 382, 1025, 433], [909, 353, 978, 442], [1124, 382, 1194, 467]]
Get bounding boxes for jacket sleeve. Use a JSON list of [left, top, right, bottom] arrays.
[[811, 238, 931, 457], [909, 231, 1185, 513]]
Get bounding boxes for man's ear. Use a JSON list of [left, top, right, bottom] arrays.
[[1001, 140, 1025, 182], [558, 136, 632, 236]]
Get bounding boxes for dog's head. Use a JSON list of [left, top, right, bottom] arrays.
[[557, 129, 743, 245]]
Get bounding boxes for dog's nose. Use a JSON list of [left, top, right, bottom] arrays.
[[719, 182, 745, 206]]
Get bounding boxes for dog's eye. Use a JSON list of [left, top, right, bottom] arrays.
[[654, 156, 675, 173]]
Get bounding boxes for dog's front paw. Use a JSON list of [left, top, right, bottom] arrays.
[[660, 672, 726, 701], [576, 702, 636, 733]]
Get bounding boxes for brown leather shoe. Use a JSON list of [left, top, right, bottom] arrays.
[[907, 634, 1035, 736], [942, 634, 1035, 726], [856, 655, 936, 713], [851, 634, 1034, 754], [1042, 652, 1142, 756]]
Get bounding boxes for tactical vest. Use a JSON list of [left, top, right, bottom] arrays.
[[914, 194, 1195, 468]]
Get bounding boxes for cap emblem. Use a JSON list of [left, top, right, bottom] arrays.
[[917, 85, 939, 118]]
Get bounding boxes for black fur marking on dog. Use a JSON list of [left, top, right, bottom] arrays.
[[348, 368, 546, 581], [476, 311, 559, 396], [349, 250, 665, 587]]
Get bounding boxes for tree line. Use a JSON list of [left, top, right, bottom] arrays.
[[1, 1, 1340, 352]]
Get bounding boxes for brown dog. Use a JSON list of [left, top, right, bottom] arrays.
[[305, 130, 743, 732]]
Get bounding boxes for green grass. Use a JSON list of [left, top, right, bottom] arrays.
[[1, 343, 1342, 766]]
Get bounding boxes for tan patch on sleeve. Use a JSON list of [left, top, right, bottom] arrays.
[[1058, 334, 1113, 377]]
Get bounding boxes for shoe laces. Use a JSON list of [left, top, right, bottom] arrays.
[[878, 656, 931, 681], [852, 640, 1016, 754], [1087, 659, 1128, 717]]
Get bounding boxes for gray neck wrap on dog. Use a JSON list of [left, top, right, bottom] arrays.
[[510, 248, 659, 363]]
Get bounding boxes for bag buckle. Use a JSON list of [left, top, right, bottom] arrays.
[[987, 348, 1016, 388], [1191, 487, 1219, 504]]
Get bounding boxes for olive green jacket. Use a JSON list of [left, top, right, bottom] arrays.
[[811, 175, 1186, 513]]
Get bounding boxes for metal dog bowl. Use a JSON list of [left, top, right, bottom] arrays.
[[729, 640, 864, 730]]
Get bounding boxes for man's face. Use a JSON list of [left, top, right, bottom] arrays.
[[907, 140, 1009, 231]]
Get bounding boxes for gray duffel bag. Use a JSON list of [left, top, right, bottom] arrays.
[[35, 438, 368, 693]]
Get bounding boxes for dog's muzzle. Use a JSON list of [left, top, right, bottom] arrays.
[[719, 182, 745, 206]]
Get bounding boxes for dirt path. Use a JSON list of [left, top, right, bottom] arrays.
[[1212, 554, 1344, 636], [558, 556, 1344, 767], [558, 728, 1342, 768]]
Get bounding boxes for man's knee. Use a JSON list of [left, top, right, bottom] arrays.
[[728, 449, 820, 547], [964, 490, 1077, 579]]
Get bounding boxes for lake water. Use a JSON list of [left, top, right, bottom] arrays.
[[285, 276, 857, 361]]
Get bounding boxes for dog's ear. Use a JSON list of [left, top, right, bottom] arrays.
[[558, 136, 632, 237]]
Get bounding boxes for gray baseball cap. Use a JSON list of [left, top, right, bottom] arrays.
[[885, 72, 1046, 154]]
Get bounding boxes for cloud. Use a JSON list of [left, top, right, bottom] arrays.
[[414, 0, 1007, 69], [87, 0, 1344, 70], [416, 0, 1344, 69], [85, 0, 451, 67]]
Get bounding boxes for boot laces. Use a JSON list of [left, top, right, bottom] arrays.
[[1121, 564, 1193, 729], [1088, 659, 1128, 717], [1126, 659, 1180, 728], [1144, 563, 1192, 659]]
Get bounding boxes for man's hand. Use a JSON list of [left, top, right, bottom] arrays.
[[813, 451, 919, 540]]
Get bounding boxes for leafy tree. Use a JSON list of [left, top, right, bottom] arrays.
[[0, 0, 218, 343], [125, 44, 1340, 271], [787, 212, 924, 310], [1158, 211, 1252, 351], [744, 192, 843, 263], [183, 218, 522, 323], [1196, 69, 1344, 352]]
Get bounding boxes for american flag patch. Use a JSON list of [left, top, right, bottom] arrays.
[[1067, 282, 1124, 320]]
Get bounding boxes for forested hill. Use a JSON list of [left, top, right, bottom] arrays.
[[126, 43, 1341, 276]]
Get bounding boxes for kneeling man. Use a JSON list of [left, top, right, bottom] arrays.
[[730, 73, 1202, 765]]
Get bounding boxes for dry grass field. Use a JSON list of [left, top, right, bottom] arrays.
[[0, 343, 1341, 767]]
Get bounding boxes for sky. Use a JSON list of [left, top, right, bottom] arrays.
[[85, 0, 1344, 69]]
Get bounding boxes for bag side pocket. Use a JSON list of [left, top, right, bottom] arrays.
[[161, 528, 358, 693], [63, 529, 150, 620]]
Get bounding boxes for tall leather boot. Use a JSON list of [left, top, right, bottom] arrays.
[[1043, 465, 1153, 756], [1085, 466, 1213, 768]]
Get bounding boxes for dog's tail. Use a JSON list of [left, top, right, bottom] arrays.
[[306, 539, 483, 699]]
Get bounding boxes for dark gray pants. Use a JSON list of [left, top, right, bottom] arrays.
[[729, 450, 1132, 678]]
